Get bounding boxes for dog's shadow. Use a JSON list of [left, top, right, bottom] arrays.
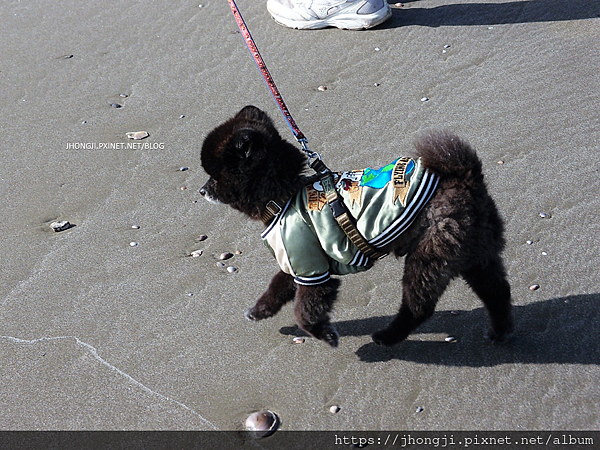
[[279, 294, 600, 367]]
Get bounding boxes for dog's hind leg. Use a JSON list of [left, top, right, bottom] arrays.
[[294, 279, 341, 347], [245, 270, 296, 321], [461, 259, 513, 342], [372, 250, 456, 346]]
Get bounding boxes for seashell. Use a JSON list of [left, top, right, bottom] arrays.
[[329, 405, 340, 414], [119, 93, 128, 98], [196, 235, 208, 242], [526, 240, 533, 245], [529, 284, 540, 291], [444, 44, 451, 48], [497, 160, 504, 164], [111, 103, 122, 108], [445, 336, 457, 343], [190, 250, 203, 258], [541, 251, 548, 256], [131, 225, 140, 229], [317, 85, 327, 91], [421, 97, 429, 102], [179, 115, 186, 119], [126, 131, 149, 140], [216, 262, 225, 268], [129, 242, 138, 247], [227, 266, 237, 273], [179, 166, 189, 171], [539, 212, 551, 219], [374, 47, 381, 52], [235, 250, 242, 255], [292, 337, 305, 344], [245, 410, 279, 438], [50, 221, 72, 232], [220, 252, 234, 260], [416, 406, 424, 413]]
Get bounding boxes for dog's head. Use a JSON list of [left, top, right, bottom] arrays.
[[200, 105, 307, 218]]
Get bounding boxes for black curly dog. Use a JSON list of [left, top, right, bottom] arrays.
[[200, 106, 513, 348]]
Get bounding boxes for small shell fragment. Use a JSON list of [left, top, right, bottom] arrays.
[[196, 235, 208, 242], [317, 85, 327, 91], [421, 97, 429, 102], [529, 284, 540, 291], [129, 242, 138, 247], [131, 225, 140, 229], [445, 336, 457, 343], [227, 266, 237, 273], [190, 250, 203, 258], [245, 410, 279, 438], [526, 240, 534, 245], [416, 406, 424, 413], [220, 252, 234, 260], [50, 221, 72, 232], [292, 337, 305, 344], [329, 405, 340, 414], [126, 131, 149, 140], [539, 212, 551, 219]]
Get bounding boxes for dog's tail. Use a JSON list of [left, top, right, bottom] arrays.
[[414, 131, 483, 181]]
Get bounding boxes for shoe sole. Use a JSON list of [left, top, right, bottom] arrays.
[[268, 6, 392, 30]]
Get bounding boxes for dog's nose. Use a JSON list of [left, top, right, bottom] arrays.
[[199, 188, 206, 196]]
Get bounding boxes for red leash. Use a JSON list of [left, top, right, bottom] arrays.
[[227, 0, 320, 163]]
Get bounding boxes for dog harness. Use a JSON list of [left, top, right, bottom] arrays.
[[261, 157, 439, 285]]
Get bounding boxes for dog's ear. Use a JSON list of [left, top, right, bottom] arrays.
[[231, 128, 263, 160], [235, 105, 274, 127]]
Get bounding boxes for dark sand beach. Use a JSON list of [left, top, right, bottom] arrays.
[[1, 0, 599, 443]]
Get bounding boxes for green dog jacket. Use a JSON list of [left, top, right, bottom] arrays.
[[261, 157, 439, 285]]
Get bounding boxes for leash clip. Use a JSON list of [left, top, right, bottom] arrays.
[[298, 138, 322, 168]]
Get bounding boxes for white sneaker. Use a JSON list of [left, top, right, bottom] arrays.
[[267, 0, 392, 30]]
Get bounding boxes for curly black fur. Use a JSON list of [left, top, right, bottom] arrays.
[[201, 106, 513, 348]]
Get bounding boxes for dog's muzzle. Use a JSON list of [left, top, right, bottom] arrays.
[[199, 180, 221, 204]]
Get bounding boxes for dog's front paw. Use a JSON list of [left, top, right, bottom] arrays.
[[372, 329, 400, 347], [486, 327, 514, 344], [310, 324, 339, 348], [244, 305, 274, 321]]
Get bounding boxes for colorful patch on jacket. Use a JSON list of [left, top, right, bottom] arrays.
[[360, 161, 397, 188], [392, 157, 415, 206]]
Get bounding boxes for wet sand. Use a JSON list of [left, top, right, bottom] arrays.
[[1, 0, 599, 437]]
